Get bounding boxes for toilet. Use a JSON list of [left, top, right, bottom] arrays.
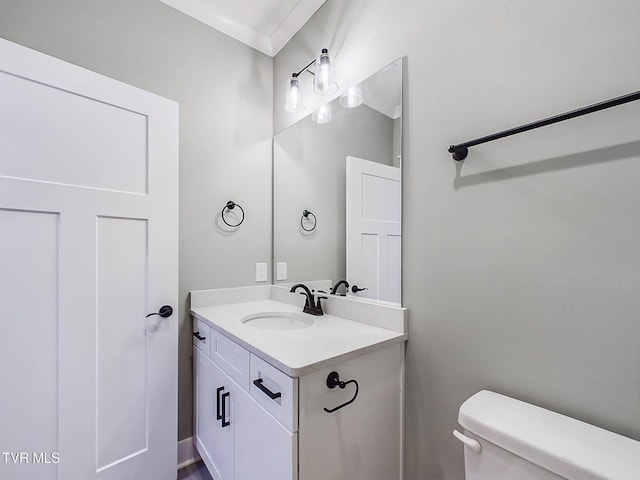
[[454, 390, 640, 480]]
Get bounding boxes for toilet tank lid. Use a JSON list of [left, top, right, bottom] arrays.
[[458, 390, 640, 480]]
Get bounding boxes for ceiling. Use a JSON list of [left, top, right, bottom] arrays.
[[158, 0, 326, 57]]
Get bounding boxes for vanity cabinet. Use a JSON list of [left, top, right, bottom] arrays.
[[193, 320, 404, 480], [194, 333, 297, 480]]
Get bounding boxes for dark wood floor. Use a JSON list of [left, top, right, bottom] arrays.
[[177, 461, 213, 480]]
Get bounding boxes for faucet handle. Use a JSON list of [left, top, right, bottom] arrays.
[[314, 290, 328, 301], [315, 295, 328, 315]]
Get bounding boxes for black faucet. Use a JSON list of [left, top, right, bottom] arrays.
[[289, 283, 327, 316], [330, 280, 350, 296]]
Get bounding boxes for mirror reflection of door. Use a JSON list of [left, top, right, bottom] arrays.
[[346, 156, 401, 303]]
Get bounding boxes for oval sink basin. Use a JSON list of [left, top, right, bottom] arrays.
[[241, 312, 314, 330]]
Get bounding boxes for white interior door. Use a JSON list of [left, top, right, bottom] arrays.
[[346, 156, 401, 304], [0, 39, 179, 479]]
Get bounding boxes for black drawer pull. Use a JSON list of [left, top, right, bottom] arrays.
[[253, 378, 282, 400], [216, 386, 224, 420], [193, 331, 206, 341], [221, 391, 230, 427]]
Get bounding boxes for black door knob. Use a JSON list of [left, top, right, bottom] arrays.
[[146, 305, 173, 318]]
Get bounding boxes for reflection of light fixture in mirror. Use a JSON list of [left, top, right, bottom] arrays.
[[312, 104, 332, 124], [284, 73, 305, 113], [314, 49, 338, 95], [284, 48, 338, 112], [339, 85, 363, 108]]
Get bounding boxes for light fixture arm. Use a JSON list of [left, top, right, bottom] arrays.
[[293, 47, 331, 77], [295, 58, 317, 77]]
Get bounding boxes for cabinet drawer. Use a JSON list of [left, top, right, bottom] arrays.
[[250, 354, 298, 432], [210, 328, 251, 392], [192, 319, 210, 357]]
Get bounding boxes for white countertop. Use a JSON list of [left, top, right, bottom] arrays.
[[191, 299, 407, 377]]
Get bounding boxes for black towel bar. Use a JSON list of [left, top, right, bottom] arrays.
[[448, 90, 640, 161]]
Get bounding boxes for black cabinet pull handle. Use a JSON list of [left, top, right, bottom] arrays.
[[193, 331, 206, 341], [216, 386, 224, 421], [146, 305, 173, 318], [221, 392, 230, 427], [253, 378, 282, 400]]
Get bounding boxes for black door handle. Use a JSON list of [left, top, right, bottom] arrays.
[[351, 285, 368, 293], [253, 378, 282, 400], [221, 392, 230, 427], [146, 305, 173, 318]]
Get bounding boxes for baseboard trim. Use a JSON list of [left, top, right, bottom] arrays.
[[177, 437, 201, 470]]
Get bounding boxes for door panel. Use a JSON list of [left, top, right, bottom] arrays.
[[361, 173, 401, 222], [0, 68, 148, 193], [346, 156, 401, 304], [96, 217, 149, 470], [0, 39, 178, 480], [0, 209, 59, 480], [360, 233, 380, 299]]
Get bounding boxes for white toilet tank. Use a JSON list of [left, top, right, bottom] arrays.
[[455, 390, 640, 480]]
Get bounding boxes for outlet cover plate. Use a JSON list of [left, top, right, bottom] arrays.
[[276, 262, 287, 281], [256, 262, 268, 282]]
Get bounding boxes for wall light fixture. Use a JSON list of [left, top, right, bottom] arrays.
[[284, 48, 338, 113]]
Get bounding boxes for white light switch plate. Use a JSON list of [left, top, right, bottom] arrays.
[[276, 262, 287, 281], [256, 263, 268, 282]]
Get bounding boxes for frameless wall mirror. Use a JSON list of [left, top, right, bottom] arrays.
[[273, 57, 403, 305]]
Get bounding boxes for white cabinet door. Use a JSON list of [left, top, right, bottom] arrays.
[[0, 39, 178, 480], [195, 348, 235, 480], [235, 387, 297, 480]]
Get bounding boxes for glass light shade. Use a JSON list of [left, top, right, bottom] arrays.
[[284, 74, 305, 113], [313, 49, 338, 95], [312, 104, 332, 124], [339, 85, 363, 108]]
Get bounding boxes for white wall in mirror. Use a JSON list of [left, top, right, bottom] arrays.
[[273, 57, 403, 305]]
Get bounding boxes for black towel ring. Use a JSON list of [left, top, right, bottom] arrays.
[[323, 371, 359, 413], [221, 201, 244, 227], [301, 209, 317, 232]]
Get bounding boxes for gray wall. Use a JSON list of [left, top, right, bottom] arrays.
[[274, 103, 393, 285], [0, 0, 273, 441], [3, 0, 640, 477], [275, 1, 640, 479]]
